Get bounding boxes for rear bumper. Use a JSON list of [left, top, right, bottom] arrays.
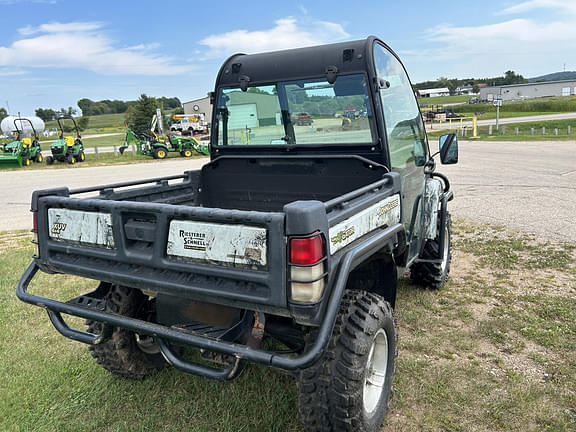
[[17, 223, 403, 379]]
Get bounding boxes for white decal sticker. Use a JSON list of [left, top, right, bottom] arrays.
[[328, 194, 401, 254], [167, 220, 267, 267], [48, 209, 114, 248]]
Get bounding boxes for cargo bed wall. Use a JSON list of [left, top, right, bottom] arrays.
[[199, 156, 387, 212]]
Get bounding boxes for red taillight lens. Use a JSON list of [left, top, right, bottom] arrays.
[[290, 234, 324, 265], [32, 212, 38, 233]]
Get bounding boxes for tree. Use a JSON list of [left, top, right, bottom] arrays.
[[35, 108, 57, 122], [0, 107, 7, 122], [125, 94, 160, 135], [77, 98, 93, 116], [472, 84, 480, 94], [77, 117, 90, 131]]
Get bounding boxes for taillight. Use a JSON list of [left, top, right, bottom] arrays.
[[31, 212, 39, 258], [289, 233, 326, 303]]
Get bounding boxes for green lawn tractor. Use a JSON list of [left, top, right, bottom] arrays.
[[0, 118, 43, 169], [46, 117, 85, 165]]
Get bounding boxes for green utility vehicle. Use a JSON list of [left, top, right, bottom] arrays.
[[0, 118, 43, 168], [46, 116, 85, 165], [18, 37, 458, 431]]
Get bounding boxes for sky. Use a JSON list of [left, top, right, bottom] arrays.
[[0, 0, 574, 115]]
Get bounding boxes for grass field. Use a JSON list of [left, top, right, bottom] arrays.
[[1, 221, 574, 431], [418, 95, 473, 105], [454, 96, 576, 115], [45, 113, 126, 135]]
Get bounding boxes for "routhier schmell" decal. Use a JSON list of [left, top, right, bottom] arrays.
[[167, 220, 268, 268]]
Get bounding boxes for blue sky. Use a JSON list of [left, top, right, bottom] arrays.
[[1, 0, 574, 115]]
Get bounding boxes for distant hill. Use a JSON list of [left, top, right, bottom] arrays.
[[529, 71, 576, 83]]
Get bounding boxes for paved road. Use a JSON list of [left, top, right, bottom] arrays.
[[441, 140, 576, 242], [0, 158, 208, 232], [2, 141, 575, 242]]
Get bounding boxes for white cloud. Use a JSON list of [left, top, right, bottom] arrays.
[[200, 17, 349, 58], [498, 0, 576, 15], [0, 21, 193, 76]]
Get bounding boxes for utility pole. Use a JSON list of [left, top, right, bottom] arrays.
[[494, 95, 502, 131]]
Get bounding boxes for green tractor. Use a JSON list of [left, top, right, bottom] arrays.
[[120, 113, 209, 159], [46, 117, 85, 165], [0, 118, 44, 169]]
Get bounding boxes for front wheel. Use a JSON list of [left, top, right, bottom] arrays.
[[298, 291, 397, 432], [180, 149, 193, 157], [66, 154, 76, 164], [35, 153, 43, 163], [410, 212, 452, 289], [77, 150, 85, 162], [46, 156, 54, 165]]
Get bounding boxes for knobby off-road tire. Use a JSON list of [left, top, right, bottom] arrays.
[[87, 285, 167, 379], [298, 291, 397, 432], [410, 212, 452, 290]]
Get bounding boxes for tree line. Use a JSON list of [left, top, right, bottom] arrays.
[[412, 70, 527, 95], [33, 96, 182, 121]]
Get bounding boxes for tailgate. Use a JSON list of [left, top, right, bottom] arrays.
[[35, 194, 288, 312]]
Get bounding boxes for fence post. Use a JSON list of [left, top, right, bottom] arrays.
[[502, 125, 507, 134], [542, 127, 546, 135], [555, 128, 558, 136], [531, 128, 534, 135], [113, 146, 118, 157], [95, 146, 99, 158], [489, 124, 493, 135], [472, 116, 478, 137], [131, 144, 136, 156], [515, 127, 519, 135], [568, 125, 571, 134]]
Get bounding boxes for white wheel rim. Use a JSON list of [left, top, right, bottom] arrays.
[[440, 224, 450, 273], [363, 328, 389, 415]]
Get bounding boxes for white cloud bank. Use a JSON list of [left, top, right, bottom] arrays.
[[200, 18, 349, 58], [412, 1, 576, 79], [0, 21, 192, 75]]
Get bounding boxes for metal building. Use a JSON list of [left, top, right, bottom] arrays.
[[183, 96, 212, 122], [480, 80, 576, 102]]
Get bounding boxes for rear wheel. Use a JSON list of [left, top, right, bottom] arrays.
[[22, 158, 30, 166], [88, 285, 167, 379], [77, 151, 85, 162], [35, 153, 43, 163], [154, 147, 167, 159], [66, 154, 76, 164], [46, 156, 54, 165], [410, 212, 452, 289], [298, 291, 396, 432]]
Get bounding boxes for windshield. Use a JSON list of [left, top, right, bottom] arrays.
[[215, 74, 375, 146]]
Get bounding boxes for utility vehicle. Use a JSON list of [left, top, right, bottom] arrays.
[[0, 118, 43, 168], [46, 117, 85, 165], [17, 37, 458, 431]]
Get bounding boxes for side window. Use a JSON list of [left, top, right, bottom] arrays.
[[373, 44, 427, 170]]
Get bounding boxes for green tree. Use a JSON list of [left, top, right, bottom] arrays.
[[125, 94, 160, 135], [0, 107, 7, 122], [35, 108, 57, 121], [77, 117, 90, 131], [77, 98, 93, 116]]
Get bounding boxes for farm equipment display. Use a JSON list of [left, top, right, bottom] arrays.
[[0, 118, 43, 169], [46, 117, 85, 165]]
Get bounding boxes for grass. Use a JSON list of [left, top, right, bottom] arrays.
[[418, 95, 473, 105], [45, 113, 126, 135], [454, 96, 576, 114], [1, 221, 575, 431]]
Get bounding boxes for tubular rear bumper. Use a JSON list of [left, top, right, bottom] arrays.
[[17, 223, 403, 379]]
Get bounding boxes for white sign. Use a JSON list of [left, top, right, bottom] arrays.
[[48, 209, 114, 248], [328, 194, 401, 255], [167, 220, 267, 267]]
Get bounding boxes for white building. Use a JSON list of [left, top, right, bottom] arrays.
[[417, 88, 450, 98]]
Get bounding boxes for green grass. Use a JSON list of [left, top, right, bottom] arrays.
[[454, 96, 576, 114], [418, 95, 472, 105], [1, 221, 575, 431], [45, 113, 126, 135]]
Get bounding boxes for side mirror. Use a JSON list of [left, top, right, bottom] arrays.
[[439, 133, 458, 164]]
